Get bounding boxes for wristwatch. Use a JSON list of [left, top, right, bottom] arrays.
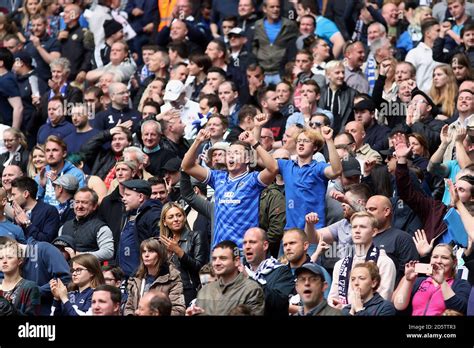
[[252, 142, 261, 150], [24, 220, 32, 228]]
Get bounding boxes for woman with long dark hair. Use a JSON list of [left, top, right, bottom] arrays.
[[124, 238, 185, 316]]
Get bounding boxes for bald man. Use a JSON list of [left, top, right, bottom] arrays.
[[344, 121, 382, 165], [135, 290, 172, 316], [2, 165, 23, 198], [243, 227, 294, 317], [365, 195, 419, 283]]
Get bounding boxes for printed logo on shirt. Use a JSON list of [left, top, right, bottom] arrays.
[[219, 191, 241, 205]]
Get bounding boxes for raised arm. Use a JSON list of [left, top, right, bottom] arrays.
[[448, 179, 474, 241], [239, 131, 278, 186], [427, 124, 451, 177], [322, 126, 342, 179], [392, 260, 418, 311], [304, 212, 334, 244], [453, 128, 472, 169], [181, 129, 211, 182]]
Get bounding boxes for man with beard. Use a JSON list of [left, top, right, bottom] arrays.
[[23, 14, 60, 83], [64, 104, 100, 154], [36, 136, 85, 209]]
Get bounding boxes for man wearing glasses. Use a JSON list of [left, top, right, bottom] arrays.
[[294, 263, 341, 316], [92, 82, 141, 134], [277, 126, 342, 231]]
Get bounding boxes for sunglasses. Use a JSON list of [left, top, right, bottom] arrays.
[[309, 121, 322, 128]]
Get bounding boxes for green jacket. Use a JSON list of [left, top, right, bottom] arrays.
[[252, 17, 298, 74], [259, 183, 286, 244], [196, 273, 265, 315]]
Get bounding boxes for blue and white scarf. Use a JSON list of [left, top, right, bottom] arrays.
[[245, 257, 284, 285], [337, 244, 379, 305]]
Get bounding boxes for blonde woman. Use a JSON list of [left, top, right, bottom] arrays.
[[159, 202, 209, 306], [26, 144, 46, 178], [430, 64, 458, 120]]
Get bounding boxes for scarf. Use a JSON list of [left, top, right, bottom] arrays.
[[337, 244, 380, 305], [245, 257, 284, 285], [191, 112, 211, 134]]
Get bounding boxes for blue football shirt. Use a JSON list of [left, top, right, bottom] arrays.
[[204, 169, 266, 248]]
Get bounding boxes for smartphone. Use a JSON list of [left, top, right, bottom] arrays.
[[414, 263, 433, 275]]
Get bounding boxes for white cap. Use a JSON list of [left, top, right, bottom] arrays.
[[228, 27, 244, 36], [163, 80, 185, 101]]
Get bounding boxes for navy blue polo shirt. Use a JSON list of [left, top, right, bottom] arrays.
[[0, 71, 21, 125], [92, 106, 141, 133], [278, 159, 329, 230], [24, 35, 61, 82]]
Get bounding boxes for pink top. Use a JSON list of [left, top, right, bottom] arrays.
[[412, 277, 454, 316]]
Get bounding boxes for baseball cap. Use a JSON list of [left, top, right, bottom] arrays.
[[163, 80, 185, 101], [14, 51, 32, 67], [122, 179, 152, 196], [228, 27, 244, 36], [354, 99, 376, 112], [52, 235, 76, 250], [342, 156, 361, 177], [53, 174, 79, 191], [295, 263, 326, 281]]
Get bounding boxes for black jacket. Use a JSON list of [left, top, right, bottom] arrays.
[[98, 187, 126, 254], [80, 130, 119, 179], [168, 229, 209, 305], [260, 264, 295, 317], [0, 146, 29, 176], [432, 37, 474, 67], [135, 198, 162, 243], [26, 201, 60, 243], [59, 24, 94, 80], [319, 83, 358, 133]]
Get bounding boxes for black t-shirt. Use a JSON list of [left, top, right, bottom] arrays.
[[264, 112, 287, 142], [373, 227, 419, 283]]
